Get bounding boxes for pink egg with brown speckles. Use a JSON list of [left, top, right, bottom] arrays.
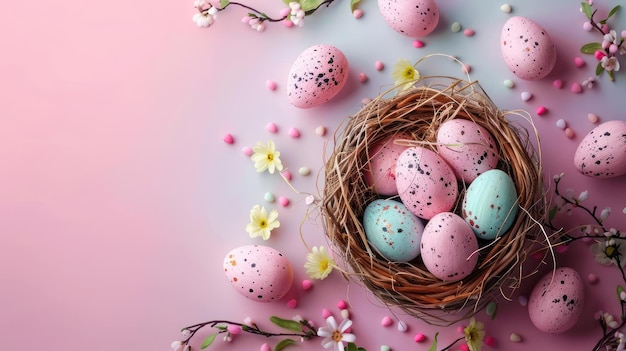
[[528, 267, 585, 333], [574, 120, 626, 178], [420, 212, 478, 282], [378, 0, 439, 37], [364, 134, 411, 195], [436, 119, 499, 183], [287, 45, 349, 109], [223, 245, 293, 303], [395, 147, 458, 220], [501, 16, 556, 80]]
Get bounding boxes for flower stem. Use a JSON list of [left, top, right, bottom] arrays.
[[439, 337, 464, 351]]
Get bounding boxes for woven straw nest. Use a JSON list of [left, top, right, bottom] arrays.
[[321, 76, 547, 325]]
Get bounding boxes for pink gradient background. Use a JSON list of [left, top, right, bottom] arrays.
[[1, 1, 625, 351]]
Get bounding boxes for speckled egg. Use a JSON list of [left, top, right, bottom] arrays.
[[223, 245, 293, 303], [436, 119, 499, 183], [287, 44, 349, 109], [573, 120, 626, 178], [462, 169, 518, 240], [420, 212, 478, 282], [364, 134, 410, 195], [528, 267, 585, 334], [362, 199, 425, 262], [396, 147, 458, 220], [378, 0, 439, 37], [500, 16, 556, 80]]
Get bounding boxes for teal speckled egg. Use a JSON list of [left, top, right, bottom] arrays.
[[362, 199, 425, 262], [461, 169, 518, 240]]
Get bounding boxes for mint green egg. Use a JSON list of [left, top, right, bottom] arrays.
[[461, 169, 518, 240], [362, 199, 425, 262]]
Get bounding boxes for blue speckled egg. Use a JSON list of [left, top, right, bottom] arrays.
[[461, 169, 518, 240], [574, 120, 626, 178], [362, 199, 425, 262], [395, 147, 458, 220], [420, 212, 478, 282], [287, 44, 349, 109], [528, 267, 585, 333]]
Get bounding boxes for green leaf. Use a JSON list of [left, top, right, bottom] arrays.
[[274, 339, 296, 351], [219, 0, 229, 8], [427, 332, 439, 351], [350, 0, 361, 12], [301, 0, 325, 12], [581, 2, 593, 19], [607, 5, 620, 20], [580, 42, 603, 54], [548, 205, 558, 222], [596, 61, 605, 76], [270, 316, 303, 332], [346, 343, 358, 351], [486, 301, 498, 320], [617, 285, 625, 301], [357, 348, 366, 351], [200, 334, 217, 349]]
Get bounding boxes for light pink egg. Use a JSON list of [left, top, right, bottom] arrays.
[[436, 119, 499, 183], [223, 245, 293, 302], [501, 16, 556, 80], [420, 212, 478, 282], [287, 45, 349, 109], [395, 147, 458, 220], [378, 0, 439, 37], [574, 120, 626, 178], [528, 267, 585, 334], [364, 134, 410, 195]]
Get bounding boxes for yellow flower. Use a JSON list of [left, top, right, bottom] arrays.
[[463, 317, 485, 351], [392, 58, 420, 90], [251, 140, 284, 174], [245, 205, 280, 240], [304, 246, 335, 280]]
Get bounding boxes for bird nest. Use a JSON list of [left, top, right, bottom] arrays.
[[321, 77, 547, 325]]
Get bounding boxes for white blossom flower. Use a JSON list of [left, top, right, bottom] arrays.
[[193, 12, 214, 27], [317, 316, 356, 351], [601, 56, 620, 72]]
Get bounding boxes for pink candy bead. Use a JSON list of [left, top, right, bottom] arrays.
[[223, 133, 234, 144], [463, 28, 475, 36], [266, 80, 277, 91], [553, 79, 563, 89], [286, 299, 298, 308], [484, 336, 496, 347], [288, 127, 300, 138], [565, 127, 575, 139], [574, 56, 585, 68], [353, 9, 363, 18], [381, 316, 393, 327], [301, 279, 313, 290], [359, 72, 368, 83], [278, 196, 290, 207], [337, 300, 348, 309], [413, 40, 425, 48], [322, 308, 332, 319], [413, 333, 426, 342], [375, 61, 384, 71], [536, 106, 548, 116], [266, 122, 278, 133], [571, 82, 583, 93]]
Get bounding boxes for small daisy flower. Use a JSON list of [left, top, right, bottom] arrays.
[[392, 59, 420, 91], [463, 317, 486, 351], [317, 316, 356, 351], [304, 246, 335, 280], [251, 140, 284, 174], [245, 205, 280, 240], [590, 237, 626, 267]]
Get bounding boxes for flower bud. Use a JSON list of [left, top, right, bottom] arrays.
[[600, 207, 611, 220]]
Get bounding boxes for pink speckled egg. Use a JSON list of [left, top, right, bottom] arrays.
[[223, 245, 293, 303], [364, 134, 410, 195], [528, 267, 585, 334], [287, 44, 349, 109], [574, 120, 626, 178], [436, 119, 499, 183], [378, 0, 439, 37], [395, 147, 458, 220], [362, 199, 425, 262], [420, 212, 478, 282], [501, 16, 556, 80]]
